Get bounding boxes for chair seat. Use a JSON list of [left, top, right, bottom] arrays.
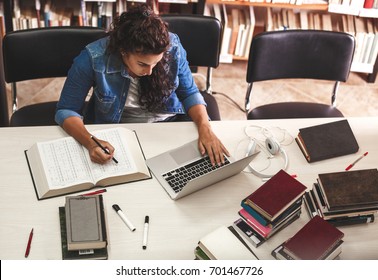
[[10, 102, 58, 126], [247, 102, 344, 119]]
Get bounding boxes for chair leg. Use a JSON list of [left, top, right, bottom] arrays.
[[245, 83, 253, 112], [331, 81, 340, 107]]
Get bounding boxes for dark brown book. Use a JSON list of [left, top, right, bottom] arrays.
[[295, 119, 359, 163], [283, 215, 344, 260], [245, 169, 307, 221], [318, 168, 378, 211]]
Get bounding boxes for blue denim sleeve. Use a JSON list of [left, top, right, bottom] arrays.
[[173, 35, 206, 112], [55, 49, 95, 126]]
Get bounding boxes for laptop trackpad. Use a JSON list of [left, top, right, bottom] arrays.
[[170, 142, 201, 165]]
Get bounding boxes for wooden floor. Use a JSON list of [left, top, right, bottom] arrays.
[[5, 60, 378, 122]]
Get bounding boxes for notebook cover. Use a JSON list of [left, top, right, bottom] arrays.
[[245, 170, 307, 220], [318, 169, 378, 211], [296, 119, 359, 163], [283, 215, 344, 260]]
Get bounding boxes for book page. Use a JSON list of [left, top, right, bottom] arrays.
[[88, 128, 139, 183], [38, 137, 93, 189]]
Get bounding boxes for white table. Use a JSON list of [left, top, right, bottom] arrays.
[[0, 118, 377, 259]]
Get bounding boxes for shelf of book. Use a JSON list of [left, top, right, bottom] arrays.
[[205, 0, 378, 82]]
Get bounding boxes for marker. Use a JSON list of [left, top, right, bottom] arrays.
[[25, 228, 34, 258], [142, 216, 149, 250], [112, 204, 136, 232], [91, 135, 118, 164], [345, 152, 368, 171], [81, 189, 107, 196]]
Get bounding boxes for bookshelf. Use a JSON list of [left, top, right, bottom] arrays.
[[0, 0, 201, 34], [205, 0, 378, 83]]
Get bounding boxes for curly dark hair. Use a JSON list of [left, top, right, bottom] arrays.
[[107, 4, 175, 112]]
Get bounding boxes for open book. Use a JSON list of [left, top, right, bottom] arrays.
[[25, 127, 151, 200]]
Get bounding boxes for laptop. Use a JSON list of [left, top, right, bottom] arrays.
[[146, 140, 259, 200]]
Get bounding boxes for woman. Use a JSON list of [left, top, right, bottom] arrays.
[[55, 4, 229, 165]]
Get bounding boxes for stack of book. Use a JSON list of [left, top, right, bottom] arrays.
[[233, 169, 307, 248], [272, 215, 344, 260], [304, 168, 378, 226], [59, 194, 108, 260]]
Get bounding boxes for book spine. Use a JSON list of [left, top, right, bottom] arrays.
[[241, 200, 269, 226], [98, 195, 108, 246], [327, 214, 375, 227]]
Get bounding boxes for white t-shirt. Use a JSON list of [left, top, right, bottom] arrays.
[[121, 76, 175, 123]]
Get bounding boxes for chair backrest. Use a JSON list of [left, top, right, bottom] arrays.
[[2, 26, 107, 126], [245, 30, 355, 115], [161, 14, 222, 120], [3, 26, 107, 83], [246, 30, 355, 83], [161, 14, 222, 69]]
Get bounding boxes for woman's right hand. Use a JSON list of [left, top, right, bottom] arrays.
[[88, 138, 115, 164]]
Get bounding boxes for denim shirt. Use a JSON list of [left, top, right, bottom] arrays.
[[55, 33, 205, 125]]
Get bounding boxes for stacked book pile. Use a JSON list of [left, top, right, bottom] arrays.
[[232, 170, 307, 248], [59, 195, 108, 260], [272, 215, 344, 260], [304, 168, 378, 226]]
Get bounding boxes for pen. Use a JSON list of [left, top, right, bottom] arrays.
[[112, 204, 136, 232], [81, 189, 107, 196], [142, 216, 149, 250], [25, 228, 34, 258], [91, 135, 118, 164], [345, 152, 368, 171]]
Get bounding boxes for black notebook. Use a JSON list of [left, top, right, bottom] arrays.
[[295, 119, 359, 163]]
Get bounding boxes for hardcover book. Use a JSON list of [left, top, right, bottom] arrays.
[[65, 195, 107, 251], [318, 168, 378, 211], [282, 215, 344, 260], [59, 207, 108, 260], [295, 119, 359, 163], [25, 127, 151, 200], [244, 169, 306, 221]]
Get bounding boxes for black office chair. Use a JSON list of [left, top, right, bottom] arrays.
[[2, 26, 107, 126], [161, 14, 222, 121], [245, 30, 355, 119]]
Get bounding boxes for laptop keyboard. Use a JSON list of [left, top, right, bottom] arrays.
[[162, 156, 230, 193]]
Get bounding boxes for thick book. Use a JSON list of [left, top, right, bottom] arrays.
[[295, 119, 359, 163], [25, 127, 151, 200], [282, 216, 344, 260], [65, 195, 107, 251], [244, 169, 306, 221], [59, 207, 108, 260], [318, 168, 378, 211], [272, 239, 343, 260], [197, 226, 258, 260]]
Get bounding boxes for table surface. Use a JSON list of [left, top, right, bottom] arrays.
[[0, 117, 377, 260]]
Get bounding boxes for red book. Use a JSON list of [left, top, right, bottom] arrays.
[[364, 0, 374, 8], [245, 170, 306, 221], [283, 216, 344, 260]]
